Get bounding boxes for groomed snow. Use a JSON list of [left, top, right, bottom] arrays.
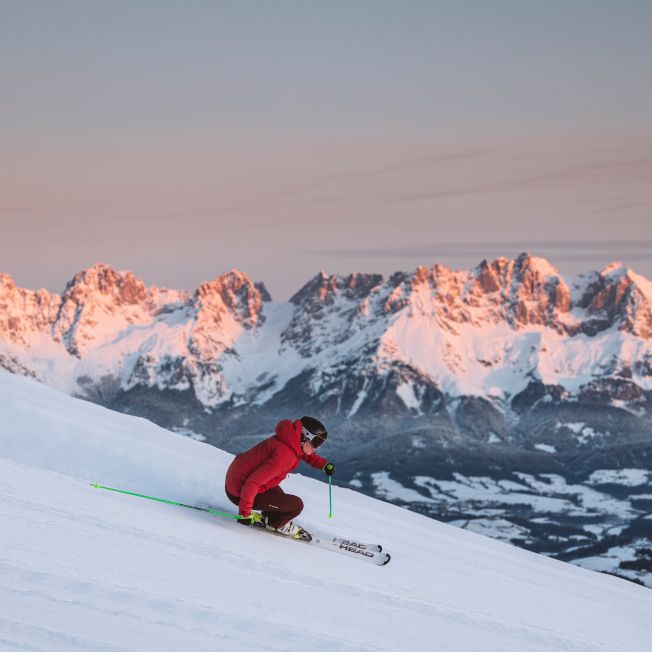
[[2, 370, 652, 651]]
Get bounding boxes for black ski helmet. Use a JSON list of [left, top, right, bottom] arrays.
[[300, 416, 327, 448]]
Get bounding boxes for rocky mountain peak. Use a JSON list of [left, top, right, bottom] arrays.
[[282, 271, 384, 358], [412, 265, 432, 285], [290, 271, 338, 306], [289, 271, 383, 308], [194, 269, 267, 330], [472, 259, 504, 294], [581, 263, 652, 338], [408, 263, 462, 289], [52, 265, 153, 357], [64, 263, 149, 306], [497, 253, 570, 326], [343, 272, 384, 296], [0, 274, 61, 346], [409, 254, 571, 329], [0, 273, 17, 291], [431, 263, 466, 293], [513, 252, 560, 277], [602, 261, 629, 277]]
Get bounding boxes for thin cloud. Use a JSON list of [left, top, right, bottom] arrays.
[[308, 240, 652, 261], [252, 148, 492, 203]]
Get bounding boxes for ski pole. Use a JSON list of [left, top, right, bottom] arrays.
[[90, 482, 242, 520], [328, 475, 333, 518]]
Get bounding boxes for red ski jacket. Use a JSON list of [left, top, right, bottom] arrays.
[[225, 419, 328, 517]]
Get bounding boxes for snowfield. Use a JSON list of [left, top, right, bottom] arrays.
[[1, 370, 651, 652]]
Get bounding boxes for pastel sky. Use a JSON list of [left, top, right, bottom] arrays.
[[1, 0, 651, 299]]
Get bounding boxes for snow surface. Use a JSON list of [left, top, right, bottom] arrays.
[[371, 471, 436, 504], [411, 473, 636, 519], [450, 517, 531, 542], [395, 380, 422, 412], [578, 540, 649, 587], [2, 370, 652, 651]]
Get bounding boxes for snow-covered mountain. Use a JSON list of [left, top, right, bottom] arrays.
[[2, 255, 651, 408], [2, 255, 652, 584], [2, 369, 651, 651]]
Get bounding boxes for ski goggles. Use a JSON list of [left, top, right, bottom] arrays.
[[301, 426, 326, 448]]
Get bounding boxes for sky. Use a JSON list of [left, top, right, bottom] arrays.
[[1, 0, 651, 300]]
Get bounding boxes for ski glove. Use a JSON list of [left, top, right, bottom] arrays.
[[323, 463, 335, 476], [238, 512, 263, 526]]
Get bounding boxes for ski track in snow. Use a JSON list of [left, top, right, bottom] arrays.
[[1, 371, 652, 651]]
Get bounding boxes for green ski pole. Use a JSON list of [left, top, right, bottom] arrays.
[[90, 482, 242, 520], [328, 475, 333, 518]]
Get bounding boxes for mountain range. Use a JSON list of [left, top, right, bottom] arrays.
[[2, 253, 651, 585]]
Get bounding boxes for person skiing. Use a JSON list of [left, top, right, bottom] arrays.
[[225, 416, 335, 538]]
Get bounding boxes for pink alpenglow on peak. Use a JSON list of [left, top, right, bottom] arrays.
[[0, 254, 651, 407]]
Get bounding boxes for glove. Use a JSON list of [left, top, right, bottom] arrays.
[[323, 463, 335, 476], [237, 512, 263, 526]]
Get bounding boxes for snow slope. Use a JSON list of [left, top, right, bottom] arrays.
[[1, 370, 651, 652]]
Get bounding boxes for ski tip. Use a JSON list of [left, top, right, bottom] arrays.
[[378, 544, 382, 553], [382, 554, 391, 566], [90, 482, 100, 488]]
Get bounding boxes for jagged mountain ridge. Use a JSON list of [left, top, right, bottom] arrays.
[[1, 254, 651, 413]]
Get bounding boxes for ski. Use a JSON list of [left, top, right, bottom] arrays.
[[193, 502, 391, 565], [305, 532, 390, 565], [250, 524, 390, 565], [325, 536, 383, 554]]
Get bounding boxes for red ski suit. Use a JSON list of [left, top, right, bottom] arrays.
[[225, 419, 328, 518]]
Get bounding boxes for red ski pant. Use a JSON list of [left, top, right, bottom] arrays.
[[226, 485, 303, 529]]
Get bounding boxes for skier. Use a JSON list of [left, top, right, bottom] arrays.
[[225, 416, 335, 538]]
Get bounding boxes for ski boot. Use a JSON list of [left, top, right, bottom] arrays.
[[268, 519, 312, 541]]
